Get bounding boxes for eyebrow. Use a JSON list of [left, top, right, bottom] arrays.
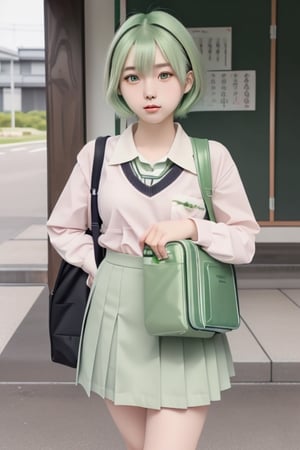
[[123, 63, 172, 72]]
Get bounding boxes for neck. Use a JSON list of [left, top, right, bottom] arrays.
[[133, 119, 177, 162]]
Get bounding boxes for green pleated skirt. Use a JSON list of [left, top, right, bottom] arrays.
[[76, 250, 234, 410]]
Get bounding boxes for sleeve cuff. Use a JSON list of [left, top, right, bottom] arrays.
[[82, 250, 98, 278], [189, 218, 214, 248]]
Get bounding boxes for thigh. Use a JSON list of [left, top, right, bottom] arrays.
[[105, 399, 147, 450], [144, 406, 209, 450]]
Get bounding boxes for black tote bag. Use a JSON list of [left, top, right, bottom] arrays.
[[49, 136, 109, 368]]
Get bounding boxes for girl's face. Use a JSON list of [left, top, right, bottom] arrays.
[[119, 45, 193, 124]]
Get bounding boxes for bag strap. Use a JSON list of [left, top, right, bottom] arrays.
[[90, 135, 110, 265], [191, 137, 216, 222]]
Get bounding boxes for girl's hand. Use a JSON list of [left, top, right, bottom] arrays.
[[140, 219, 198, 260], [87, 274, 94, 288]]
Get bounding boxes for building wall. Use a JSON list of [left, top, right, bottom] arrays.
[[22, 88, 46, 112], [2, 87, 21, 111], [0, 49, 45, 112]]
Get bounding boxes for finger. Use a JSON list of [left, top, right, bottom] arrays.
[[139, 227, 152, 250], [139, 235, 146, 250], [147, 240, 168, 260]]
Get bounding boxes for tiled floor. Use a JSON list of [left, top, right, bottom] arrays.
[[1, 285, 300, 384], [229, 288, 300, 382]]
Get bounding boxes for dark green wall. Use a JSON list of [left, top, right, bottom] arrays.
[[126, 0, 300, 222], [275, 0, 300, 220]]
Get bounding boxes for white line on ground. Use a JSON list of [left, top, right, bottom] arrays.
[[9, 147, 27, 152], [29, 148, 46, 153], [0, 382, 76, 385]]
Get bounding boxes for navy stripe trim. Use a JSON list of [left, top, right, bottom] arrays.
[[121, 162, 183, 197]]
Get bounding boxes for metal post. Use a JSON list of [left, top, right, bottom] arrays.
[[10, 58, 15, 128], [269, 0, 277, 223]]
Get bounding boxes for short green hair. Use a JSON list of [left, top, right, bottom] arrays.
[[104, 11, 203, 118]]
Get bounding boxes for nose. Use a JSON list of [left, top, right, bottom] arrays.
[[143, 78, 157, 100]]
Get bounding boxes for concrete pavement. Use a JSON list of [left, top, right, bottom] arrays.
[[0, 383, 299, 450], [0, 224, 300, 449]]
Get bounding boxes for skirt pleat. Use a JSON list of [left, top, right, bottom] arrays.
[[76, 250, 234, 410]]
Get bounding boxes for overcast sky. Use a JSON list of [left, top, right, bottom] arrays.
[[0, 0, 44, 50]]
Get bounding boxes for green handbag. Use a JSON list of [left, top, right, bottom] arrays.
[[143, 138, 240, 338]]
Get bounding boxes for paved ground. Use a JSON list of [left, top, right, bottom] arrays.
[[0, 383, 299, 450], [0, 223, 300, 449]]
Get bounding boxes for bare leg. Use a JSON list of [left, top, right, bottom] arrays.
[[105, 399, 147, 450], [143, 406, 209, 450]]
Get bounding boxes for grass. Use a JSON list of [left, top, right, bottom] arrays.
[[0, 128, 46, 145], [0, 134, 46, 144]]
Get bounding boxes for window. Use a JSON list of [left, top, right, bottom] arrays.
[[20, 62, 31, 75], [31, 62, 45, 75], [0, 62, 10, 74]]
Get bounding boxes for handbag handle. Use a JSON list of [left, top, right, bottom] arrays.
[[191, 138, 216, 223], [90, 135, 110, 266]]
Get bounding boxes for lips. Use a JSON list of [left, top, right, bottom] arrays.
[[144, 104, 161, 111]]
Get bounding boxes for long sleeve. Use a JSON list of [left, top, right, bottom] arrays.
[[191, 140, 260, 264], [47, 141, 98, 278], [47, 129, 260, 270]]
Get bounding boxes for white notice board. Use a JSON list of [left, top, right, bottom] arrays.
[[189, 27, 232, 71], [191, 70, 256, 112]]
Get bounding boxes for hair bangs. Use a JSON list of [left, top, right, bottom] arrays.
[[155, 30, 190, 86], [134, 26, 190, 87], [131, 28, 156, 75]]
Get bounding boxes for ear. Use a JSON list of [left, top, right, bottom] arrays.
[[183, 70, 194, 94]]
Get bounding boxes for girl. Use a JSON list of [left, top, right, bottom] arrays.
[[47, 10, 259, 450]]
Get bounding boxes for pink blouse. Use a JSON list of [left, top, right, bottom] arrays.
[[47, 123, 260, 280]]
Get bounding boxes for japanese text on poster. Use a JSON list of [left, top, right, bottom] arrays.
[[189, 27, 232, 71], [190, 71, 256, 112]]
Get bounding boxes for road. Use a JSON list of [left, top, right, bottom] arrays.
[[0, 140, 47, 241]]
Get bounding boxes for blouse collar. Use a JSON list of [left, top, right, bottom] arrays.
[[108, 122, 197, 174]]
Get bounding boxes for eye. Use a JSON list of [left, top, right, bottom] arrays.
[[159, 72, 173, 80], [124, 74, 139, 83]]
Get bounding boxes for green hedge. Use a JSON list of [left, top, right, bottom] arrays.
[[0, 111, 47, 130]]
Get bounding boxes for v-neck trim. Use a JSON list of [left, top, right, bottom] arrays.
[[121, 162, 183, 197]]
